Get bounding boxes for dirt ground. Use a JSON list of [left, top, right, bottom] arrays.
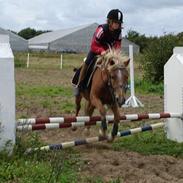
[[36, 125, 183, 183], [81, 149, 183, 183], [16, 66, 183, 183]]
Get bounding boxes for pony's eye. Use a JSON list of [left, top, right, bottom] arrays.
[[109, 60, 115, 65], [124, 84, 129, 91]]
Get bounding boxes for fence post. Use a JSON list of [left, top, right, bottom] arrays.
[[27, 52, 30, 68], [60, 54, 63, 69]]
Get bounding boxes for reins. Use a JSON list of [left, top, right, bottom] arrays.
[[99, 66, 117, 105]]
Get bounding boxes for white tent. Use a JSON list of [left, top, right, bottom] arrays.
[[0, 27, 28, 51], [29, 23, 140, 54]]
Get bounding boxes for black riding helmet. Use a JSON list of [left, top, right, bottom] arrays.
[[107, 9, 123, 23]]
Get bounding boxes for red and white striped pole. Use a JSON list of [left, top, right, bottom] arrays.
[[17, 112, 182, 131]]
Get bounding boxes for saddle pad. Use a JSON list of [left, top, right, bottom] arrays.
[[71, 60, 97, 89]]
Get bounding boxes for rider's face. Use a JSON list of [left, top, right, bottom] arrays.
[[110, 21, 121, 31]]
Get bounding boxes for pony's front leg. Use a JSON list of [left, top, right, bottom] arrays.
[[91, 96, 107, 137], [109, 104, 120, 142], [99, 115, 108, 137]]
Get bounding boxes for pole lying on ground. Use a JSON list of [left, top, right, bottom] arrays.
[[26, 122, 164, 153]]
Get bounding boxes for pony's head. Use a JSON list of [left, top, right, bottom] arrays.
[[97, 50, 130, 106]]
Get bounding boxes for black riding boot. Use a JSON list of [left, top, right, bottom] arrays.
[[77, 63, 88, 91]]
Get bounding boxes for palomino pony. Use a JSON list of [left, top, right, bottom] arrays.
[[75, 50, 129, 141]]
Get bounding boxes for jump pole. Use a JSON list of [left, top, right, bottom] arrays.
[[16, 112, 182, 131], [26, 122, 164, 153], [17, 112, 182, 125]]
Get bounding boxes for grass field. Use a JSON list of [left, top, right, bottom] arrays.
[[1, 52, 183, 183]]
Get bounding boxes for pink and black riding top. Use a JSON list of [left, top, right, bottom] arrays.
[[85, 24, 122, 65]]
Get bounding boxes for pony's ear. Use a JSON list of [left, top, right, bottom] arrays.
[[123, 58, 130, 67], [97, 58, 103, 65], [109, 59, 115, 66]]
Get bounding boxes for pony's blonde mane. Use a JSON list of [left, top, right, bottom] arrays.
[[96, 49, 129, 70]]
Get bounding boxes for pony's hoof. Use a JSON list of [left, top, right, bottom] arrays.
[[107, 134, 115, 143], [84, 128, 90, 136], [99, 129, 107, 137], [71, 126, 77, 131]]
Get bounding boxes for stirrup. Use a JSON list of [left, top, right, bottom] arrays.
[[78, 85, 85, 92], [77, 81, 85, 90]]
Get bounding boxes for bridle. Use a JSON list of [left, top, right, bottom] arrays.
[[101, 65, 128, 105], [107, 73, 116, 104]]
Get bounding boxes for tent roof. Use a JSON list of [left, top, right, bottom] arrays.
[[0, 27, 27, 42], [29, 23, 98, 44]]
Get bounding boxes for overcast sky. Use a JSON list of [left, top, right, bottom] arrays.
[[0, 0, 183, 36]]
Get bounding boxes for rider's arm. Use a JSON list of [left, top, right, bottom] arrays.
[[91, 26, 106, 55], [113, 40, 121, 50], [113, 32, 122, 50]]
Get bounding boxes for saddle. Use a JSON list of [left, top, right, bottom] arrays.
[[71, 57, 97, 90]]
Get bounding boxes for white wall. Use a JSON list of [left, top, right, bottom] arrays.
[[0, 35, 15, 152], [164, 47, 183, 142]]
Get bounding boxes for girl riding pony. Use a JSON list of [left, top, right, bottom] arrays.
[[76, 9, 123, 91]]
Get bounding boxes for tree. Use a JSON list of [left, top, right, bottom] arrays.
[[18, 28, 37, 39], [177, 32, 183, 45], [18, 28, 51, 39], [126, 30, 154, 53], [141, 34, 179, 83]]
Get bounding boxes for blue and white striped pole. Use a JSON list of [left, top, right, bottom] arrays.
[[26, 122, 164, 153]]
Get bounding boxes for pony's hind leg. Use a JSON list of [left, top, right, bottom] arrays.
[[75, 94, 82, 116], [84, 101, 95, 136], [73, 94, 82, 131]]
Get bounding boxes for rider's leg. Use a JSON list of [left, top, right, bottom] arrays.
[[77, 51, 96, 89], [77, 62, 88, 88]]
